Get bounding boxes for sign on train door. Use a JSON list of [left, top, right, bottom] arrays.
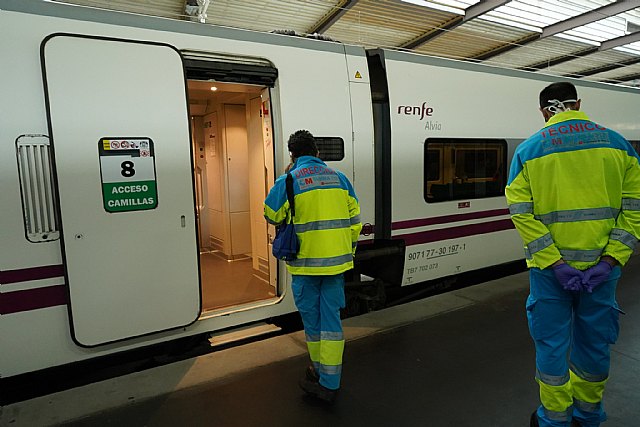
[[41, 34, 201, 347]]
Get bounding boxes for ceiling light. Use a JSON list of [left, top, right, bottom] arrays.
[[210, 86, 217, 91]]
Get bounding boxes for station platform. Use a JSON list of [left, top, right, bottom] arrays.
[[3, 256, 639, 427]]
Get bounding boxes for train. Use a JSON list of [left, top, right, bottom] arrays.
[[2, 0, 640, 381]]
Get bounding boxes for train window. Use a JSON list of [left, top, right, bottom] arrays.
[[630, 140, 640, 155], [15, 135, 60, 242], [426, 149, 441, 181], [424, 138, 507, 203], [316, 137, 345, 161]]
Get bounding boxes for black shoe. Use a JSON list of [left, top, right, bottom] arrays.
[[299, 378, 338, 404], [570, 419, 583, 427], [530, 411, 539, 427], [305, 365, 319, 382]]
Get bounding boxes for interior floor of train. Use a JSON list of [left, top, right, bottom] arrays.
[[4, 256, 639, 427], [199, 252, 274, 311]]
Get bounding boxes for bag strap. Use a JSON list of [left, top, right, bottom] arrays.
[[285, 173, 295, 219]]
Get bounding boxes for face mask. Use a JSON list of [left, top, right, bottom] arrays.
[[543, 99, 578, 115]]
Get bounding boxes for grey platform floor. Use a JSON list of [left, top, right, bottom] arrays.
[[4, 256, 639, 427]]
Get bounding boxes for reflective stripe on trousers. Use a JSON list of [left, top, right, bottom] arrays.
[[527, 267, 621, 427], [292, 273, 345, 390]]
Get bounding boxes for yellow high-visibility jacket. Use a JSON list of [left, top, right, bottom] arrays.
[[505, 110, 640, 270], [264, 156, 362, 275]]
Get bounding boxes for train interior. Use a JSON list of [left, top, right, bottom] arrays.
[[425, 139, 506, 203], [187, 79, 277, 314]]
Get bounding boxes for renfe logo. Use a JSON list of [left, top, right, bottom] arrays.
[[397, 102, 434, 120]]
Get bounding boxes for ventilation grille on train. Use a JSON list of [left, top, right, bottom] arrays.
[[16, 135, 60, 242]]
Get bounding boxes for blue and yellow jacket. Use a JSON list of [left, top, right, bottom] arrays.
[[505, 110, 640, 270], [264, 156, 362, 275]]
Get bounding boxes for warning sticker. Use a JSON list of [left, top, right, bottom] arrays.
[[98, 137, 158, 213]]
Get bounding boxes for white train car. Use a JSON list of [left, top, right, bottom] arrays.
[[1, 0, 639, 381], [365, 49, 640, 288]]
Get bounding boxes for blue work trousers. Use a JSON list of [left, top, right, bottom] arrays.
[[291, 274, 345, 390], [527, 267, 622, 427]]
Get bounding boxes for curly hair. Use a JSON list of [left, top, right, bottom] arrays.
[[287, 129, 318, 158]]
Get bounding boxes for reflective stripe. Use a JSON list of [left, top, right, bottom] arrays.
[[573, 398, 601, 413], [543, 407, 572, 422], [610, 228, 638, 250], [306, 333, 320, 342], [509, 202, 533, 215], [570, 364, 608, 383], [527, 233, 554, 255], [536, 369, 570, 386], [350, 215, 361, 225], [288, 253, 354, 268], [559, 248, 603, 262], [534, 207, 619, 225], [295, 219, 351, 233], [622, 198, 640, 211], [321, 331, 344, 341], [319, 363, 342, 376]]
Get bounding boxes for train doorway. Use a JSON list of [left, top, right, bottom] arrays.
[[187, 78, 277, 313]]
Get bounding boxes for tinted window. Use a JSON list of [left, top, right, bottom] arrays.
[[424, 138, 507, 203], [316, 137, 344, 161]]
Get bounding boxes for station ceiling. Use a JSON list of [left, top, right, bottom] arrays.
[[51, 0, 640, 88]]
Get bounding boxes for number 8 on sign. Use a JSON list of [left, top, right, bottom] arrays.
[[121, 160, 136, 178], [98, 137, 158, 213]]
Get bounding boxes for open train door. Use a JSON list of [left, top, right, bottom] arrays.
[[41, 34, 201, 347]]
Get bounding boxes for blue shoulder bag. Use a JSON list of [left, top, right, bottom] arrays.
[[272, 173, 300, 261]]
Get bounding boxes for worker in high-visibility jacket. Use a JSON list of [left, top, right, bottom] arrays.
[[264, 130, 362, 403], [506, 82, 640, 427]]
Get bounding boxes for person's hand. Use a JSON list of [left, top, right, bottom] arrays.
[[582, 261, 613, 293], [552, 263, 584, 291]]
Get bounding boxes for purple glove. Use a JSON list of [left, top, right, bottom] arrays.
[[582, 261, 613, 293], [553, 263, 584, 291]]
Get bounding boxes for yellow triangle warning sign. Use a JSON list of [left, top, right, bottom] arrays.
[[355, 71, 362, 79]]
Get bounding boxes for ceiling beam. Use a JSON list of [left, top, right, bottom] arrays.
[[473, 0, 640, 63], [542, 0, 640, 38], [523, 30, 640, 75], [565, 57, 640, 78], [464, 0, 511, 21], [472, 32, 540, 61], [400, 0, 509, 50], [521, 46, 599, 71], [602, 72, 640, 84], [600, 30, 640, 51], [309, 0, 358, 34], [400, 16, 462, 50]]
